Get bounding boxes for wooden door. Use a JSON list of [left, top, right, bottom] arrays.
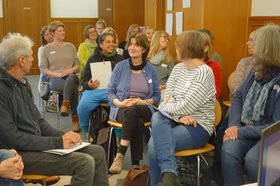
[[98, 0, 113, 27], [3, 0, 43, 74]]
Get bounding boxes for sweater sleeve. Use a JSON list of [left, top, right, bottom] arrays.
[[108, 63, 121, 102], [78, 42, 87, 73], [39, 47, 49, 75]]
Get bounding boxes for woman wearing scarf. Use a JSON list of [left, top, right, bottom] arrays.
[[108, 33, 160, 174], [147, 31, 174, 96], [78, 25, 98, 76], [221, 24, 280, 186], [78, 33, 124, 133]]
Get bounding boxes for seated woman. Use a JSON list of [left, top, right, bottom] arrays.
[[148, 31, 216, 186], [78, 33, 124, 133], [230, 30, 256, 97], [198, 30, 222, 99], [221, 24, 280, 186], [108, 34, 160, 174], [0, 149, 24, 186], [118, 24, 141, 59], [102, 27, 123, 56], [38, 25, 53, 100], [78, 25, 98, 76], [95, 18, 107, 36], [147, 30, 174, 95], [144, 26, 156, 44], [40, 21, 80, 132]]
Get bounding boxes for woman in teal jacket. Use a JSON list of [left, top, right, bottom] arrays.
[[108, 33, 160, 174]]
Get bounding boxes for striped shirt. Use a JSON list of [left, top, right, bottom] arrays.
[[158, 63, 216, 135]]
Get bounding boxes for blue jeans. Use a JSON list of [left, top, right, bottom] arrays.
[[77, 89, 108, 132], [221, 138, 259, 186], [148, 112, 209, 186], [0, 149, 24, 186]]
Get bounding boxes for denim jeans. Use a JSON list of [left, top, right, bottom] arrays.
[[148, 112, 209, 186], [221, 138, 260, 186], [77, 89, 108, 132], [0, 149, 24, 186]]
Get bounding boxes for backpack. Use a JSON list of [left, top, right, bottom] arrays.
[[96, 127, 117, 168], [88, 105, 117, 168], [176, 155, 215, 186], [88, 105, 110, 143]]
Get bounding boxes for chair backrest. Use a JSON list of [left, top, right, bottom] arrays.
[[214, 99, 222, 127], [227, 71, 235, 88]]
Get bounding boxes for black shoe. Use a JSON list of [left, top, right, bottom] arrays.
[[41, 91, 50, 101], [162, 172, 181, 186]]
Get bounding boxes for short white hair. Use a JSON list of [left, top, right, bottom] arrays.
[[0, 33, 34, 71]]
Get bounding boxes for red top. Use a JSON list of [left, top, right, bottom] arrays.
[[207, 60, 222, 99]]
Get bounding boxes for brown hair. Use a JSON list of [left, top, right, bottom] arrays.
[[48, 21, 64, 33], [127, 33, 150, 59], [175, 31, 206, 60], [83, 25, 96, 39], [40, 25, 49, 46]]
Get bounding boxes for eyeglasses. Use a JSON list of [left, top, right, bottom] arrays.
[[89, 31, 97, 34]]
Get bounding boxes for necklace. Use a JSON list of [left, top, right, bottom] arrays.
[[52, 41, 63, 47]]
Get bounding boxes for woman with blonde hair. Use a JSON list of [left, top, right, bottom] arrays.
[[221, 24, 280, 185], [147, 31, 174, 92], [118, 24, 141, 59], [95, 18, 107, 35], [144, 26, 156, 43]]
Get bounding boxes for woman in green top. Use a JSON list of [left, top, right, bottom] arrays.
[[147, 31, 175, 92], [78, 25, 98, 75]]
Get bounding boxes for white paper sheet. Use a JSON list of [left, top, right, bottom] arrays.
[[90, 61, 112, 89]]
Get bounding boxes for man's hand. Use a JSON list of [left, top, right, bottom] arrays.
[[179, 115, 197, 127], [0, 154, 24, 180], [62, 131, 82, 149]]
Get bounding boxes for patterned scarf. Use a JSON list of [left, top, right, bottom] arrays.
[[241, 73, 280, 125], [149, 50, 165, 65], [85, 39, 97, 56]]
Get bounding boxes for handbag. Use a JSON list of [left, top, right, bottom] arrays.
[[122, 165, 151, 186]]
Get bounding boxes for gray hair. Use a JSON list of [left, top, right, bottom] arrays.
[[0, 33, 34, 71]]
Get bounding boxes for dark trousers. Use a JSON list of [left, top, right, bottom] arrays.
[[116, 105, 152, 162]]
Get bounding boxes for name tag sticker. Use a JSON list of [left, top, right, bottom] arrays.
[[148, 79, 153, 83], [161, 64, 167, 68], [185, 81, 191, 87], [50, 51, 56, 55]]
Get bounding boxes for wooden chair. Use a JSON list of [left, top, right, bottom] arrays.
[[23, 174, 60, 186], [175, 100, 222, 186], [106, 120, 151, 167], [223, 71, 235, 107]]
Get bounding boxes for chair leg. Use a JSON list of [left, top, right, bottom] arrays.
[[197, 155, 200, 186], [107, 127, 114, 168], [56, 93, 60, 129]]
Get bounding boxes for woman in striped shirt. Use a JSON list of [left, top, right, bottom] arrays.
[[148, 31, 216, 186]]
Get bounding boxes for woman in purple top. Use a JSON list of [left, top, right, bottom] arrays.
[[108, 34, 160, 174]]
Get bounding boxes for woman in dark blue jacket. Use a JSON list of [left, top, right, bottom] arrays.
[[221, 24, 280, 186], [108, 34, 160, 174]]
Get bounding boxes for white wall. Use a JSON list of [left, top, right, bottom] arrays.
[[51, 0, 98, 18], [251, 0, 280, 16], [0, 0, 3, 17]]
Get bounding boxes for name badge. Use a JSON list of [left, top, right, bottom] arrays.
[[161, 64, 167, 68], [185, 81, 191, 88], [148, 79, 153, 83], [50, 51, 56, 55]]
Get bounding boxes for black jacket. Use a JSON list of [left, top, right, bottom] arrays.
[[81, 48, 124, 90], [0, 67, 64, 151]]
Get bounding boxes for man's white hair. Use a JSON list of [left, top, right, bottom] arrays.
[[0, 33, 34, 71]]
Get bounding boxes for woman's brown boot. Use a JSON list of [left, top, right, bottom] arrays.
[[60, 100, 70, 116], [72, 115, 81, 132]]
